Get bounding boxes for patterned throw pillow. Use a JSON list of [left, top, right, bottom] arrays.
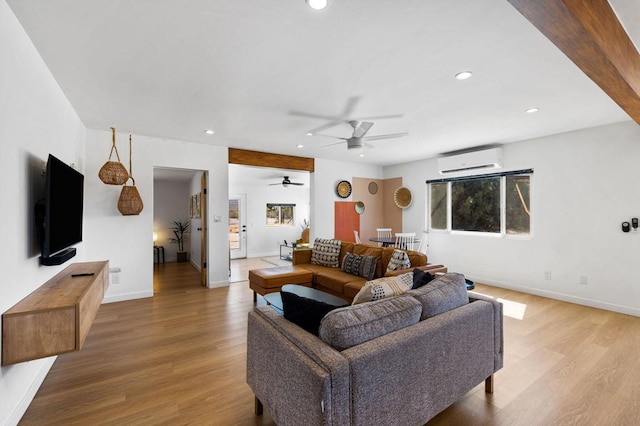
[[386, 249, 411, 273], [310, 238, 342, 268], [352, 273, 413, 305], [341, 252, 377, 280]]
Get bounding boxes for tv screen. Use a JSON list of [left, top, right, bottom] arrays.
[[37, 154, 84, 264]]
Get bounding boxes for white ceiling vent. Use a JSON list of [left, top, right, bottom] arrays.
[[437, 147, 503, 175]]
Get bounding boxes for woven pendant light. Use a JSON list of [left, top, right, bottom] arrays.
[[99, 127, 129, 185], [118, 135, 144, 216]]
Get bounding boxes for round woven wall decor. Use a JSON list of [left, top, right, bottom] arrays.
[[394, 186, 413, 209]]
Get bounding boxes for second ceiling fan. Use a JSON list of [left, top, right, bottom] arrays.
[[269, 176, 304, 187], [314, 120, 408, 151]]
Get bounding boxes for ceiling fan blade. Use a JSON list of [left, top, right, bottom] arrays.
[[342, 96, 361, 117], [288, 182, 305, 186], [321, 140, 348, 148], [362, 132, 408, 141], [313, 134, 349, 141], [354, 121, 374, 138], [351, 113, 404, 121], [306, 121, 344, 135], [289, 110, 345, 122], [268, 183, 282, 186]]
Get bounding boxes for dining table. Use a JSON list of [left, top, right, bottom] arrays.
[[368, 237, 419, 248]]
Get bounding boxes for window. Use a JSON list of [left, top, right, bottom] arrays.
[[266, 203, 295, 226], [427, 170, 532, 236]]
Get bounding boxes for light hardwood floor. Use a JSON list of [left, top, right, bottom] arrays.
[[20, 261, 640, 425]]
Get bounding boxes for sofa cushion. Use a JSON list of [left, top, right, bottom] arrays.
[[386, 249, 411, 273], [314, 268, 366, 294], [352, 273, 413, 305], [310, 238, 342, 268], [281, 291, 340, 336], [319, 296, 422, 350], [341, 252, 377, 280], [353, 245, 384, 278], [412, 268, 434, 289], [406, 272, 469, 319]]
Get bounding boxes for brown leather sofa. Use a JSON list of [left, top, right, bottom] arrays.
[[249, 240, 447, 303]]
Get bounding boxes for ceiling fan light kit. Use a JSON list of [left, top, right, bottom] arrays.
[[306, 0, 328, 10]]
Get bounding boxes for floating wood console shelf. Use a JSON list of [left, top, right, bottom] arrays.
[[2, 261, 109, 366]]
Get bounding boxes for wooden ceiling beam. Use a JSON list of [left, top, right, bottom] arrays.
[[507, 0, 640, 124], [228, 148, 314, 172]]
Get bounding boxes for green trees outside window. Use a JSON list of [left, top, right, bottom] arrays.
[[429, 173, 531, 236]]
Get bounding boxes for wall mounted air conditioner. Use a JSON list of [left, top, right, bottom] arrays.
[[437, 147, 503, 175]]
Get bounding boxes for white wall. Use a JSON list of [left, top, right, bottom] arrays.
[[84, 129, 230, 301], [0, 1, 87, 423], [385, 120, 640, 316], [229, 183, 310, 258], [153, 179, 190, 262], [311, 159, 383, 241]]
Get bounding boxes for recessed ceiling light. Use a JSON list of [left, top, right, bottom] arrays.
[[204, 129, 214, 135], [306, 132, 313, 136], [455, 71, 473, 80], [359, 153, 365, 157], [525, 107, 539, 114], [296, 144, 304, 148], [307, 0, 328, 10]]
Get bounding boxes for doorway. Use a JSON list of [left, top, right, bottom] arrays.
[[153, 167, 208, 291], [229, 193, 247, 259]]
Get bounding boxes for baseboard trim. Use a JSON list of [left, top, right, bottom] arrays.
[[208, 280, 230, 289], [469, 276, 640, 317], [7, 357, 56, 426], [102, 290, 154, 304]]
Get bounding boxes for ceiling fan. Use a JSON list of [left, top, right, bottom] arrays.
[[289, 96, 404, 135], [314, 121, 408, 151], [269, 176, 304, 187]]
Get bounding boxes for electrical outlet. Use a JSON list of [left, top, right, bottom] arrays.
[[111, 274, 120, 285], [579, 275, 588, 285], [544, 271, 552, 280]]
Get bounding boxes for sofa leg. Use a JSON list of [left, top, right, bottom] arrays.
[[255, 396, 263, 415], [253, 291, 257, 304], [485, 375, 494, 394]]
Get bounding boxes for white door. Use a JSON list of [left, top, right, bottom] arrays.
[[229, 194, 247, 259]]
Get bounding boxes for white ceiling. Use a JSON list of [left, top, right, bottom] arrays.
[[7, 0, 638, 166]]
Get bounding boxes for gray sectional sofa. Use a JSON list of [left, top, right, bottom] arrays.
[[246, 273, 504, 425]]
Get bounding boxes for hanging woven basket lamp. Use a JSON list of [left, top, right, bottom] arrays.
[[99, 127, 129, 185], [118, 134, 144, 216]]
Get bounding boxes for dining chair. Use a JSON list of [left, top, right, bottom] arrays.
[[354, 230, 362, 244], [395, 232, 416, 250], [416, 231, 428, 254], [376, 228, 392, 246]]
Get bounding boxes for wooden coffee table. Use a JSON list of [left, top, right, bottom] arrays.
[[263, 284, 348, 313]]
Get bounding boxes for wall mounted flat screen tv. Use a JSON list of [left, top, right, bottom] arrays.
[[36, 154, 84, 265]]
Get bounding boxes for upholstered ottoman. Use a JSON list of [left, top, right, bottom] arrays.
[[249, 265, 313, 302]]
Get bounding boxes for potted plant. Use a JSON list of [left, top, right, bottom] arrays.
[[168, 219, 190, 262], [299, 219, 310, 244]]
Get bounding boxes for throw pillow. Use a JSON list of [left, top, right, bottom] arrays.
[[406, 272, 469, 319], [310, 238, 342, 268], [386, 249, 411, 273], [412, 268, 434, 289], [281, 291, 339, 336], [319, 296, 422, 350], [341, 252, 377, 280], [351, 273, 413, 305]]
